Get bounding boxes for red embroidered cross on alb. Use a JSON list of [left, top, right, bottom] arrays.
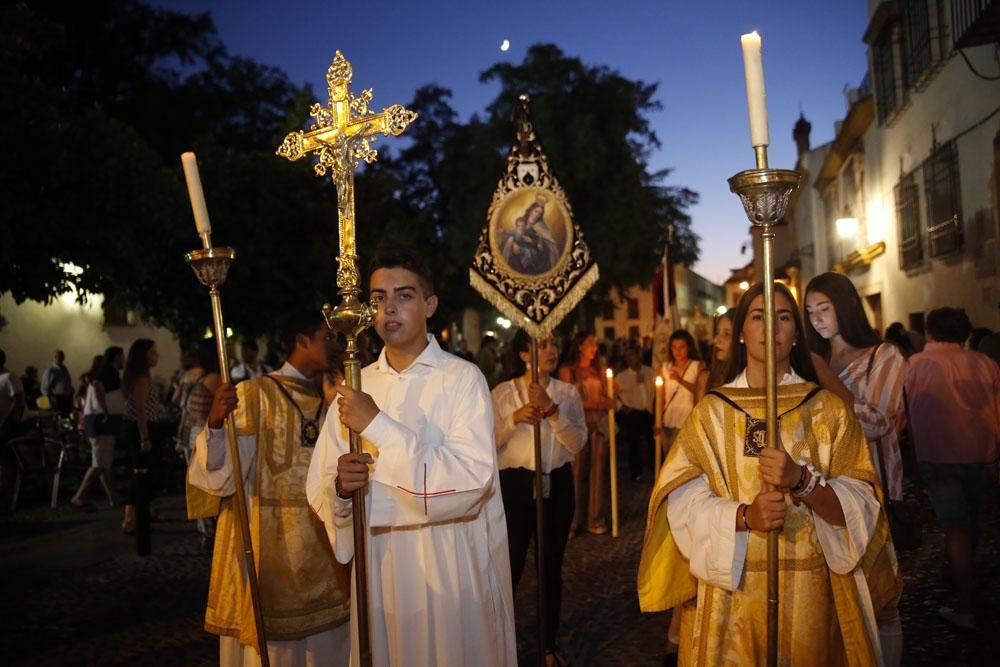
[[396, 463, 457, 515]]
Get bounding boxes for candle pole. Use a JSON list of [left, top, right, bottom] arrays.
[[181, 153, 270, 667], [606, 369, 619, 538], [731, 31, 801, 667], [653, 375, 664, 475]]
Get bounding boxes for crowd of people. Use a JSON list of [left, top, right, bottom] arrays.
[[1, 259, 998, 666]]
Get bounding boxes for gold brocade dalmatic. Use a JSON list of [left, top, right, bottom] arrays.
[[198, 375, 351, 645], [638, 383, 901, 666]]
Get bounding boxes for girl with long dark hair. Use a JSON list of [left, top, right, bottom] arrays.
[[659, 329, 709, 450], [804, 273, 907, 502], [120, 339, 166, 540]]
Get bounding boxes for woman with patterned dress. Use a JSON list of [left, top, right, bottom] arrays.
[[804, 272, 907, 665]]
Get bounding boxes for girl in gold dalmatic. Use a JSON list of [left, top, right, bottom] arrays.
[[638, 283, 900, 666]]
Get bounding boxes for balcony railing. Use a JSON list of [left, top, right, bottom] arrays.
[[953, 0, 1000, 48]]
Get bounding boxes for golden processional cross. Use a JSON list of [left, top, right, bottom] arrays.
[[276, 51, 417, 667]]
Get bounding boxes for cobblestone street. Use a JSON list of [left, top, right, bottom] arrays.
[[1, 460, 998, 666]]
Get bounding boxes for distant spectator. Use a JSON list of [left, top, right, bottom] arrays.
[[230, 340, 272, 384], [20, 366, 41, 411], [658, 329, 709, 452], [885, 322, 917, 359], [615, 344, 655, 481], [968, 327, 992, 352], [71, 347, 125, 509], [475, 334, 501, 388], [978, 331, 1000, 367], [76, 354, 105, 415], [0, 349, 25, 503], [0, 349, 25, 440], [907, 307, 1000, 631], [41, 350, 74, 416]]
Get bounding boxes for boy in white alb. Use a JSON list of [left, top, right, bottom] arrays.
[[306, 249, 516, 667]]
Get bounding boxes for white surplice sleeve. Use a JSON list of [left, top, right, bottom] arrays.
[[666, 474, 748, 591], [811, 476, 880, 574], [363, 366, 496, 529], [305, 409, 355, 564], [187, 393, 257, 498]]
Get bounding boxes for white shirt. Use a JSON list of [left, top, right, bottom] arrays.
[[231, 361, 273, 384], [0, 370, 23, 428], [193, 362, 306, 496], [306, 335, 516, 667], [492, 377, 587, 472], [616, 364, 655, 412]]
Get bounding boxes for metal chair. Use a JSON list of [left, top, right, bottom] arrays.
[[7, 434, 64, 511]]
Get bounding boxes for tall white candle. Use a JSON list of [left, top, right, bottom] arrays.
[[741, 31, 770, 148], [181, 152, 212, 235]]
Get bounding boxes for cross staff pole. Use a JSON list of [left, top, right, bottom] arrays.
[[181, 152, 270, 666], [276, 52, 416, 667], [728, 146, 800, 667]]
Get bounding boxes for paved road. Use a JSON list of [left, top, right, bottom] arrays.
[[1, 462, 997, 665]]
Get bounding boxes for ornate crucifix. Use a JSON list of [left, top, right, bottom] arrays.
[[276, 51, 417, 667]]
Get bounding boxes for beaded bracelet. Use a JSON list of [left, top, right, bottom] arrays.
[[791, 463, 823, 498]]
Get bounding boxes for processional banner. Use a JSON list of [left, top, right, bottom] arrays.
[[469, 95, 598, 336]]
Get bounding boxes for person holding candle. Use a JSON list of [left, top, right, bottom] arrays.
[[616, 343, 656, 482], [638, 282, 900, 665], [558, 332, 615, 536], [492, 330, 587, 666], [191, 311, 352, 666], [659, 330, 709, 452]]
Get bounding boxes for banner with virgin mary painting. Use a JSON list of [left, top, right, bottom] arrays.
[[470, 95, 599, 337]]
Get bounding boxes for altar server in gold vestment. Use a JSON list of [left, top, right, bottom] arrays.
[[307, 249, 517, 667], [188, 311, 351, 666], [638, 282, 901, 666]]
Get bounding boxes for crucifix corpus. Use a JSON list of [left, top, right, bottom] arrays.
[[276, 50, 417, 667], [469, 94, 599, 666]]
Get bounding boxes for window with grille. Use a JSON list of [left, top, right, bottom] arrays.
[[894, 173, 923, 269], [872, 28, 898, 123], [924, 141, 963, 257], [902, 0, 932, 82]]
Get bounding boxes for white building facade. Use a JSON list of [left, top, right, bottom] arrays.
[[791, 0, 1000, 332]]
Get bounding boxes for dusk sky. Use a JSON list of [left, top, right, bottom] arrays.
[[157, 0, 871, 284]]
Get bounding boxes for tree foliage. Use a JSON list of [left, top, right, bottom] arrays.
[[2, 4, 698, 348]]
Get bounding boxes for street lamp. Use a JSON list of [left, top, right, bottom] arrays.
[[835, 215, 859, 239], [738, 280, 750, 291]]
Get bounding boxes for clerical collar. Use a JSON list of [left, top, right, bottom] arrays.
[[726, 368, 804, 389], [275, 362, 309, 381], [375, 334, 446, 375]]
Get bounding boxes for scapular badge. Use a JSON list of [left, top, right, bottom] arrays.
[[301, 419, 320, 448], [744, 416, 767, 458]]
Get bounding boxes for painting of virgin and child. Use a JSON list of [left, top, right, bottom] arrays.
[[495, 193, 566, 277]]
